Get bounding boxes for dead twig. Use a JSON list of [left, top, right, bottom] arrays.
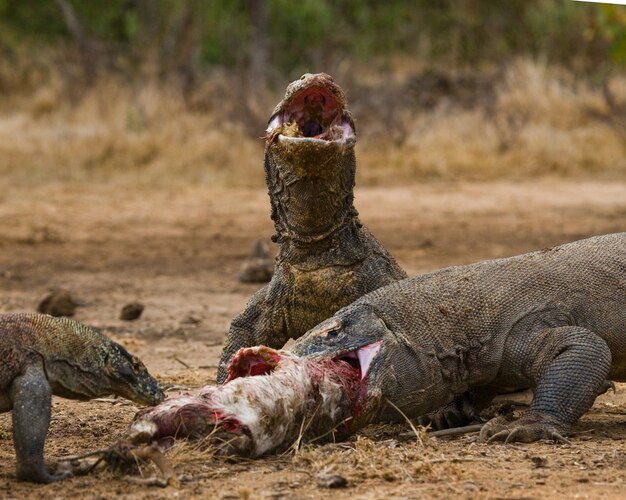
[[124, 475, 169, 487], [397, 423, 484, 441], [429, 457, 492, 464], [92, 397, 134, 406], [428, 423, 485, 438], [387, 399, 427, 446], [57, 448, 109, 461], [173, 356, 191, 369], [129, 444, 179, 487]]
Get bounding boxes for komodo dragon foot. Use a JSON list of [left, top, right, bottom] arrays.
[[418, 393, 483, 430], [479, 412, 571, 444]]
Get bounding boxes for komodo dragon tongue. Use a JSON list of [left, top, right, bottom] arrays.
[[264, 73, 358, 243]]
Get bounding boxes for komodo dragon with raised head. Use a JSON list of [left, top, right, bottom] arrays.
[[0, 313, 164, 483], [292, 232, 626, 443], [217, 73, 407, 383]]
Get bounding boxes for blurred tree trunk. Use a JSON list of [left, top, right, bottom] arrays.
[[157, 0, 199, 97], [55, 0, 99, 85], [249, 0, 268, 92], [176, 0, 200, 98], [132, 0, 162, 72]]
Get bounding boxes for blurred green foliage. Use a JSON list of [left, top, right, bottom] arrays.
[[591, 4, 626, 66], [0, 0, 624, 76]]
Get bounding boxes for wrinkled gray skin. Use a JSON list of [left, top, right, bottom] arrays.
[[292, 233, 626, 443], [217, 73, 406, 383], [0, 313, 164, 483]]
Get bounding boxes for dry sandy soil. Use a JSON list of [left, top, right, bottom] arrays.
[[0, 179, 626, 499]]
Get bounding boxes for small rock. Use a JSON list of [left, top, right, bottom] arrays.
[[37, 289, 78, 317], [463, 482, 479, 492], [530, 455, 549, 468], [181, 314, 202, 325], [239, 240, 274, 283], [120, 302, 145, 321], [316, 473, 348, 489]]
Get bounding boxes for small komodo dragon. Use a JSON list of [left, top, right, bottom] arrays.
[[0, 313, 164, 483], [292, 233, 626, 443], [217, 73, 407, 382]]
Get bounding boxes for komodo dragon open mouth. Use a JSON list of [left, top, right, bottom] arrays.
[[266, 73, 355, 143], [334, 342, 382, 382]]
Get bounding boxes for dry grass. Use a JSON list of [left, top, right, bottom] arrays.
[[362, 60, 626, 183], [0, 58, 624, 188]]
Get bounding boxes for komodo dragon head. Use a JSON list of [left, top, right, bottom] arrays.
[[33, 317, 165, 406], [264, 73, 358, 244], [291, 303, 446, 431]]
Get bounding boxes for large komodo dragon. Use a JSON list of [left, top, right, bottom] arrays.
[[0, 313, 164, 483], [217, 73, 406, 382], [292, 233, 626, 443]]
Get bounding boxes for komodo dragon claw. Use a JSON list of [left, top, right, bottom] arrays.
[[599, 380, 616, 395], [480, 414, 571, 445]]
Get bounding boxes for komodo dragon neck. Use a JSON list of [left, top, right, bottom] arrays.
[[266, 141, 358, 246]]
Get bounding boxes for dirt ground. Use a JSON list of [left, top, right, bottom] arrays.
[[1, 179, 626, 499]]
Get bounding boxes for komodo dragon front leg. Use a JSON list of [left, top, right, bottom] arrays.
[[10, 363, 69, 483], [480, 326, 612, 443]]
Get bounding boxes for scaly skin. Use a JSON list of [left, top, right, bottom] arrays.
[[292, 233, 626, 444], [0, 313, 164, 483], [217, 73, 406, 383]]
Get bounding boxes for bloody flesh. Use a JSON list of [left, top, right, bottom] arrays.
[[129, 346, 361, 457]]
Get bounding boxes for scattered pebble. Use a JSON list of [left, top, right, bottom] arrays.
[[37, 289, 78, 317], [120, 302, 145, 321], [530, 455, 549, 468], [463, 482, 479, 492], [316, 473, 348, 489], [239, 240, 274, 283], [181, 314, 202, 325]]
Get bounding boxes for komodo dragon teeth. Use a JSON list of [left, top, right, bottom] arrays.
[[216, 73, 406, 383]]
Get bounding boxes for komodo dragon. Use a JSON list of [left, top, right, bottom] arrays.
[[217, 73, 407, 383], [291, 232, 626, 443], [0, 313, 164, 483]]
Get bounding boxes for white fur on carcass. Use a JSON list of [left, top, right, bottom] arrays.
[[128, 349, 357, 457]]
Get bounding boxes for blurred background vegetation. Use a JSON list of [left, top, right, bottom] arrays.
[[0, 0, 625, 186]]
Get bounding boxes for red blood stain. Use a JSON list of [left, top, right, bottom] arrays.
[[225, 346, 283, 382]]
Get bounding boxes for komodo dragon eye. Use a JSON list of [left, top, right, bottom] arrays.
[[118, 363, 138, 383], [325, 329, 339, 339]]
